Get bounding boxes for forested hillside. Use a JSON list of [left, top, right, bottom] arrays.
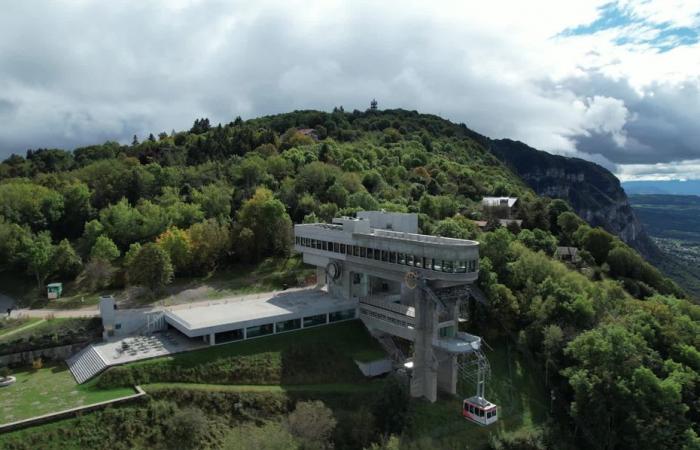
[[0, 108, 698, 448]]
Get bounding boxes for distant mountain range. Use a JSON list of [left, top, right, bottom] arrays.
[[622, 180, 700, 196]]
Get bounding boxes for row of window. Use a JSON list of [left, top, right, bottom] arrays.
[[464, 403, 497, 419], [213, 309, 357, 343], [295, 236, 477, 273]]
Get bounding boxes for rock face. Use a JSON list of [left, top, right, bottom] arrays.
[[487, 139, 658, 258]]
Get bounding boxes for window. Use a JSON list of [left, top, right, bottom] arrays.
[[360, 247, 367, 258], [389, 252, 397, 263], [381, 250, 388, 262], [434, 259, 442, 271], [340, 243, 346, 254], [333, 242, 340, 253], [468, 260, 476, 272], [407, 254, 414, 266], [353, 245, 360, 256], [276, 318, 301, 333], [439, 326, 455, 338], [374, 249, 381, 260], [415, 257, 423, 268], [443, 261, 454, 273], [246, 323, 273, 338], [295, 236, 300, 245], [456, 261, 467, 273], [478, 408, 484, 417], [216, 329, 243, 343], [329, 309, 356, 322], [115, 323, 122, 330], [469, 405, 475, 414], [304, 314, 327, 327], [367, 248, 373, 259], [398, 253, 406, 264]]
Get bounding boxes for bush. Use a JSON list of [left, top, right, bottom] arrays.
[[286, 400, 337, 449]]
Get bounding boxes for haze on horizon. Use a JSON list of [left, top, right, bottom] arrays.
[[0, 0, 698, 181]]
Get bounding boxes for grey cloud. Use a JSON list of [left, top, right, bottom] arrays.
[[0, 0, 697, 180]]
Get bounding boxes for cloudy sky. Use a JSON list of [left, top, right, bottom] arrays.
[[1, 0, 698, 180]]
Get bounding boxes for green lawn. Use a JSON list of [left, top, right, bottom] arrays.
[[406, 336, 550, 449], [0, 317, 100, 344], [0, 318, 43, 339], [96, 320, 387, 388], [0, 364, 135, 424], [136, 320, 385, 368], [143, 381, 386, 394]]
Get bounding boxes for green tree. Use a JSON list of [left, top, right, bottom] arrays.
[[223, 422, 299, 450], [156, 227, 192, 274], [192, 183, 233, 220], [188, 219, 230, 273], [21, 231, 56, 291], [581, 228, 614, 265], [286, 400, 337, 449], [237, 188, 292, 259], [163, 406, 210, 450], [53, 239, 82, 279], [90, 236, 120, 262], [557, 212, 584, 244], [126, 243, 173, 291]]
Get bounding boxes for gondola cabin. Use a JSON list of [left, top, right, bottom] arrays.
[[463, 396, 498, 426]]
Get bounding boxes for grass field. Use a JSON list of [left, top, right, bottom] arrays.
[[0, 318, 43, 339], [96, 320, 387, 388], [0, 317, 100, 345], [0, 365, 135, 424], [406, 336, 549, 449]]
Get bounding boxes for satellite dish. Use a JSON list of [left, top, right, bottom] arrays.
[[404, 271, 418, 289]]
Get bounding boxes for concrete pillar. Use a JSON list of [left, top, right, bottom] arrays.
[[316, 266, 326, 288], [409, 287, 438, 403], [437, 354, 458, 395], [209, 333, 216, 345]]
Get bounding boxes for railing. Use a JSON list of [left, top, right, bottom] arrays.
[[358, 296, 415, 318]]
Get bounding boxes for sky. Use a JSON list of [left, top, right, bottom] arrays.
[[0, 0, 699, 181]]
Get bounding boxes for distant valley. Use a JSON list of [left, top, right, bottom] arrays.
[[623, 180, 700, 196], [629, 194, 700, 298]]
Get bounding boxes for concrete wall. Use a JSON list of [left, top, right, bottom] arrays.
[[355, 358, 393, 377], [357, 211, 418, 233], [0, 342, 91, 366]]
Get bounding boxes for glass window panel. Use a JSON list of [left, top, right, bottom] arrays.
[[303, 314, 327, 327], [329, 309, 356, 322], [398, 253, 406, 264], [275, 318, 301, 333], [246, 323, 274, 338]]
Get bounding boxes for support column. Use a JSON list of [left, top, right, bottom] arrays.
[[409, 287, 438, 403], [437, 299, 460, 395], [437, 354, 458, 395], [209, 332, 216, 345]]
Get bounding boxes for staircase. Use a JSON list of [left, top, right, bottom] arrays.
[[375, 333, 407, 366], [67, 345, 108, 384]]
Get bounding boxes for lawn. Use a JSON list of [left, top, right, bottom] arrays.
[[406, 336, 549, 449], [0, 364, 135, 424], [0, 317, 100, 343], [0, 318, 43, 340], [96, 320, 386, 388]]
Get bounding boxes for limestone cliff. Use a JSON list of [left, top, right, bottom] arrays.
[[486, 139, 658, 258]]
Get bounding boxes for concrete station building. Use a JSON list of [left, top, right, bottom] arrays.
[[294, 211, 484, 402], [79, 211, 489, 407]]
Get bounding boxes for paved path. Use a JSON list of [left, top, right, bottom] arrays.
[[0, 292, 16, 315]]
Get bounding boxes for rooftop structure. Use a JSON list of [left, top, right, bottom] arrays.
[[481, 197, 518, 208]]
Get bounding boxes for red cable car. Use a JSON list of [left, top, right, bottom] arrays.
[[462, 396, 498, 426]]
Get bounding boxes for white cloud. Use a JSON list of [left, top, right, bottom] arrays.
[[0, 0, 698, 181]]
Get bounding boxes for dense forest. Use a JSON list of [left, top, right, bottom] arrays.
[[0, 108, 698, 448]]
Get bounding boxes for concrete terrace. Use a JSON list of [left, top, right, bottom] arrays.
[[165, 288, 356, 333]]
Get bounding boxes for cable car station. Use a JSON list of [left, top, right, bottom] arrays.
[[294, 211, 497, 422]]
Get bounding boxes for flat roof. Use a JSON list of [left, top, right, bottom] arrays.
[[165, 288, 356, 334]]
